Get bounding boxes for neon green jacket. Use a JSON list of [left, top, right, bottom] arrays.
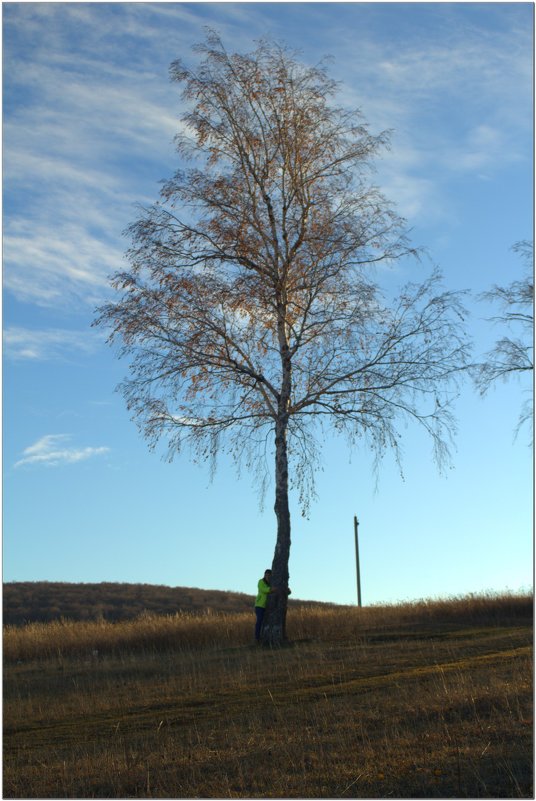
[[255, 578, 271, 608]]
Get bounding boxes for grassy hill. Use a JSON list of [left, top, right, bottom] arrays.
[[3, 592, 533, 798], [3, 581, 334, 626]]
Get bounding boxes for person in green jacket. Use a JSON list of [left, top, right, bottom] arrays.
[[254, 569, 273, 642], [254, 569, 291, 641]]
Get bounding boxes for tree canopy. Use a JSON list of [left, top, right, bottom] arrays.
[[95, 34, 471, 642], [474, 240, 533, 439]]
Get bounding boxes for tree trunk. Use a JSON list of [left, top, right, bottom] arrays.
[[261, 295, 292, 646], [261, 413, 291, 645]]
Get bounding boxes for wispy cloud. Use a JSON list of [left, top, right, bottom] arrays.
[[14, 434, 110, 469], [2, 2, 532, 309], [3, 219, 123, 308], [328, 9, 532, 222], [4, 326, 100, 361], [3, 4, 183, 310]]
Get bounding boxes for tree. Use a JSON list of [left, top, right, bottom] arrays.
[[95, 34, 470, 645], [474, 241, 533, 440]]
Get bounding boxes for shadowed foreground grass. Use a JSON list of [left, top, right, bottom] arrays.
[[3, 593, 533, 798]]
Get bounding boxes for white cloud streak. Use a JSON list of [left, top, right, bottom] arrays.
[[3, 4, 185, 310], [14, 435, 110, 469], [2, 3, 532, 310], [4, 326, 100, 361], [3, 219, 123, 308], [326, 9, 532, 222]]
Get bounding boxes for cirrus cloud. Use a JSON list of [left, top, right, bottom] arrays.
[[4, 326, 101, 361], [14, 434, 110, 469]]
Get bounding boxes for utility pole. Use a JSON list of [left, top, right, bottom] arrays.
[[354, 514, 362, 608]]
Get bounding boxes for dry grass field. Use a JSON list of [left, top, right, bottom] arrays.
[[3, 592, 533, 798]]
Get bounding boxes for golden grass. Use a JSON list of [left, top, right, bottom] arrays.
[[3, 592, 533, 798], [4, 590, 530, 662]]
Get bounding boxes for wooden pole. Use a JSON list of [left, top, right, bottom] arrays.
[[354, 515, 362, 608]]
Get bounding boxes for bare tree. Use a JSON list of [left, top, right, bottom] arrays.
[[95, 34, 470, 644], [474, 241, 533, 439]]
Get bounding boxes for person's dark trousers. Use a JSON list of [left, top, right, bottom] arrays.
[[255, 606, 265, 641]]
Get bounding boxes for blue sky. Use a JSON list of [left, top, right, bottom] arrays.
[[3, 2, 533, 606]]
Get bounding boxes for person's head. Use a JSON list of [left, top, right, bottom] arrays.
[[264, 569, 272, 583]]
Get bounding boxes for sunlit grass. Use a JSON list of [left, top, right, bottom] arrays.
[[4, 590, 530, 662]]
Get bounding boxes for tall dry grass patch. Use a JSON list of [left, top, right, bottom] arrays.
[[4, 591, 531, 662], [4, 591, 532, 798], [3, 609, 254, 662]]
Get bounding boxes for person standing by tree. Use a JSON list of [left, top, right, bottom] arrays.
[[254, 569, 291, 643], [254, 569, 273, 643]]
